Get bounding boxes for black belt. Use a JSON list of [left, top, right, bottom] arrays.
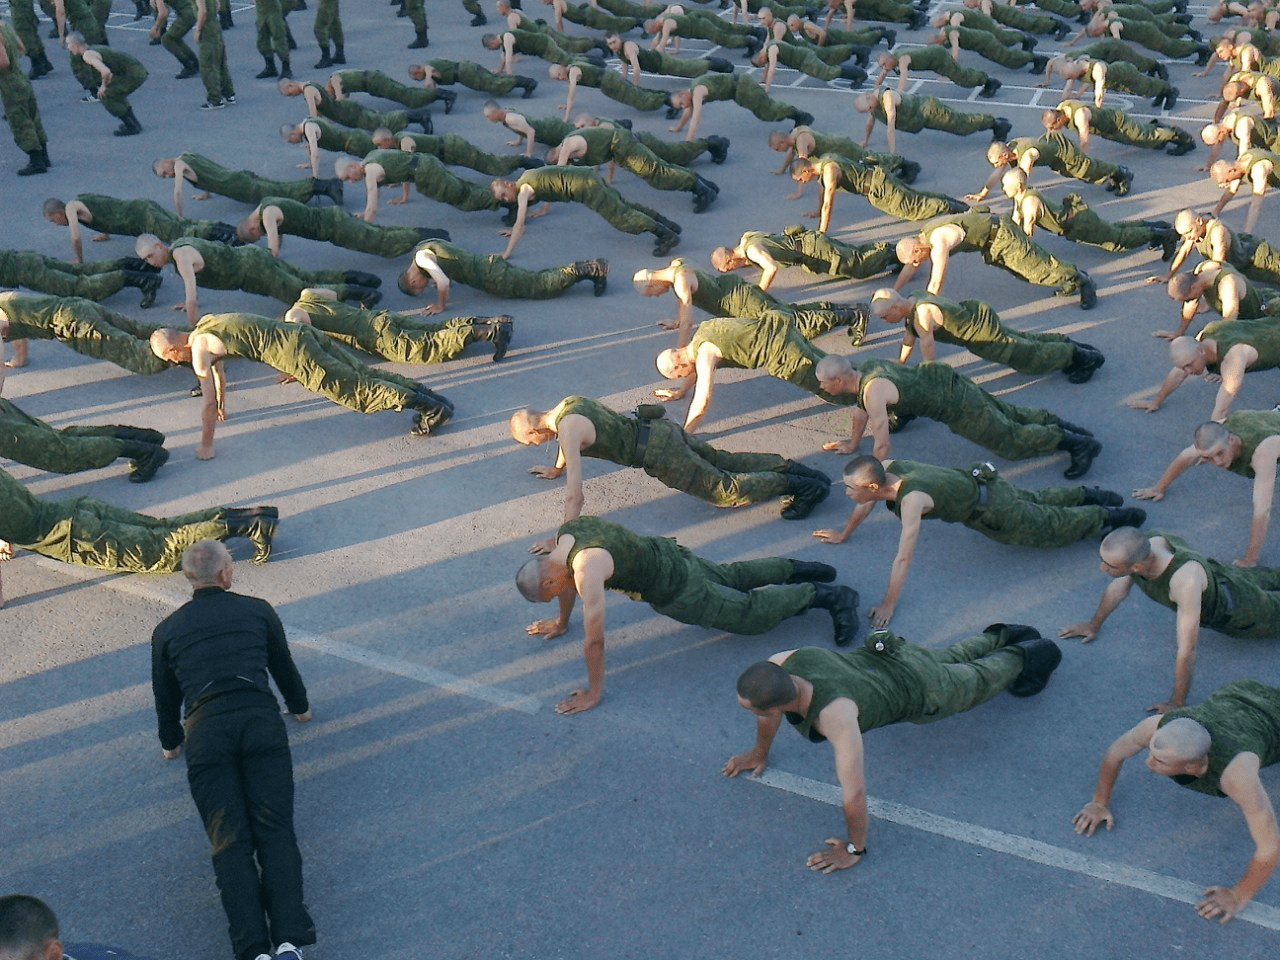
[[632, 418, 652, 468]]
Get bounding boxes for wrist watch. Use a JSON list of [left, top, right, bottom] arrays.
[[845, 842, 866, 857]]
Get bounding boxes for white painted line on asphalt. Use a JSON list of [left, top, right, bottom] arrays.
[[754, 768, 1280, 930], [288, 630, 542, 714], [27, 557, 542, 714]]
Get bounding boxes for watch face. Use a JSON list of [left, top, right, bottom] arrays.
[[846, 842, 858, 854]]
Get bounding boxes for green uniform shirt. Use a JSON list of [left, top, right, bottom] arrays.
[[1222, 411, 1280, 480], [1200, 317, 1280, 374], [552, 396, 640, 467], [1133, 529, 1280, 637], [920, 212, 995, 251], [857, 358, 964, 421], [1194, 261, 1265, 320], [1159, 680, 1280, 797], [781, 645, 927, 740], [888, 460, 982, 524], [172, 237, 241, 288], [560, 515, 688, 605]]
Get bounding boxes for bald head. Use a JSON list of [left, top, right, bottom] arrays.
[[736, 661, 795, 710], [870, 287, 906, 319], [1173, 209, 1201, 237], [1169, 336, 1203, 369], [1193, 420, 1231, 451], [1166, 272, 1197, 303], [814, 354, 854, 383], [656, 348, 690, 380], [1001, 168, 1027, 196], [844, 454, 886, 488], [1100, 526, 1151, 567], [516, 556, 552, 601], [1150, 717, 1211, 763]]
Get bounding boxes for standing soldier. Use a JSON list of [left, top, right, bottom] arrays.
[[0, 17, 51, 175], [9, 1, 54, 79], [153, 0, 202, 80], [194, 0, 236, 110], [404, 0, 428, 49], [66, 32, 148, 137], [312, 0, 344, 68], [254, 0, 292, 79]]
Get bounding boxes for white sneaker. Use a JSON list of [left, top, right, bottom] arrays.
[[275, 944, 303, 960]]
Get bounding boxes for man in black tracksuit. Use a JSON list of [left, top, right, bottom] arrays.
[[150, 540, 316, 960]]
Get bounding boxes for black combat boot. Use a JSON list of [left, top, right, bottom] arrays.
[[314, 44, 333, 69], [28, 49, 55, 79], [1102, 506, 1147, 534], [176, 54, 201, 79], [332, 43, 346, 64], [512, 75, 537, 97], [119, 439, 170, 483], [17, 149, 49, 176], [780, 474, 830, 520], [113, 108, 143, 137], [786, 560, 837, 584], [573, 258, 609, 296], [474, 315, 514, 361], [1064, 341, 1105, 382], [1079, 486, 1123, 507], [810, 583, 862, 647], [409, 28, 429, 48], [409, 388, 453, 437], [839, 64, 867, 87], [691, 175, 719, 213], [706, 135, 730, 164], [256, 55, 278, 79], [113, 426, 166, 445], [1057, 431, 1101, 480], [406, 107, 433, 133], [1006, 636, 1063, 697], [310, 177, 345, 205], [652, 225, 680, 257], [224, 507, 279, 563], [123, 270, 163, 308], [342, 270, 382, 288]]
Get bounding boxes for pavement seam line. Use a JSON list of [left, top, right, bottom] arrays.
[[754, 768, 1280, 929]]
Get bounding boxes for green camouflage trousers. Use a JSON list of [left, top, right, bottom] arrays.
[[965, 479, 1106, 546], [291, 293, 482, 364], [0, 398, 126, 474], [0, 292, 168, 373], [651, 555, 815, 633], [642, 419, 791, 506]]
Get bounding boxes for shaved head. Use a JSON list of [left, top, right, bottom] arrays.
[[1101, 526, 1150, 567], [1150, 718, 1211, 762]]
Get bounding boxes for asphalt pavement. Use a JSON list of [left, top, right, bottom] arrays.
[[1, 1, 1278, 958]]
